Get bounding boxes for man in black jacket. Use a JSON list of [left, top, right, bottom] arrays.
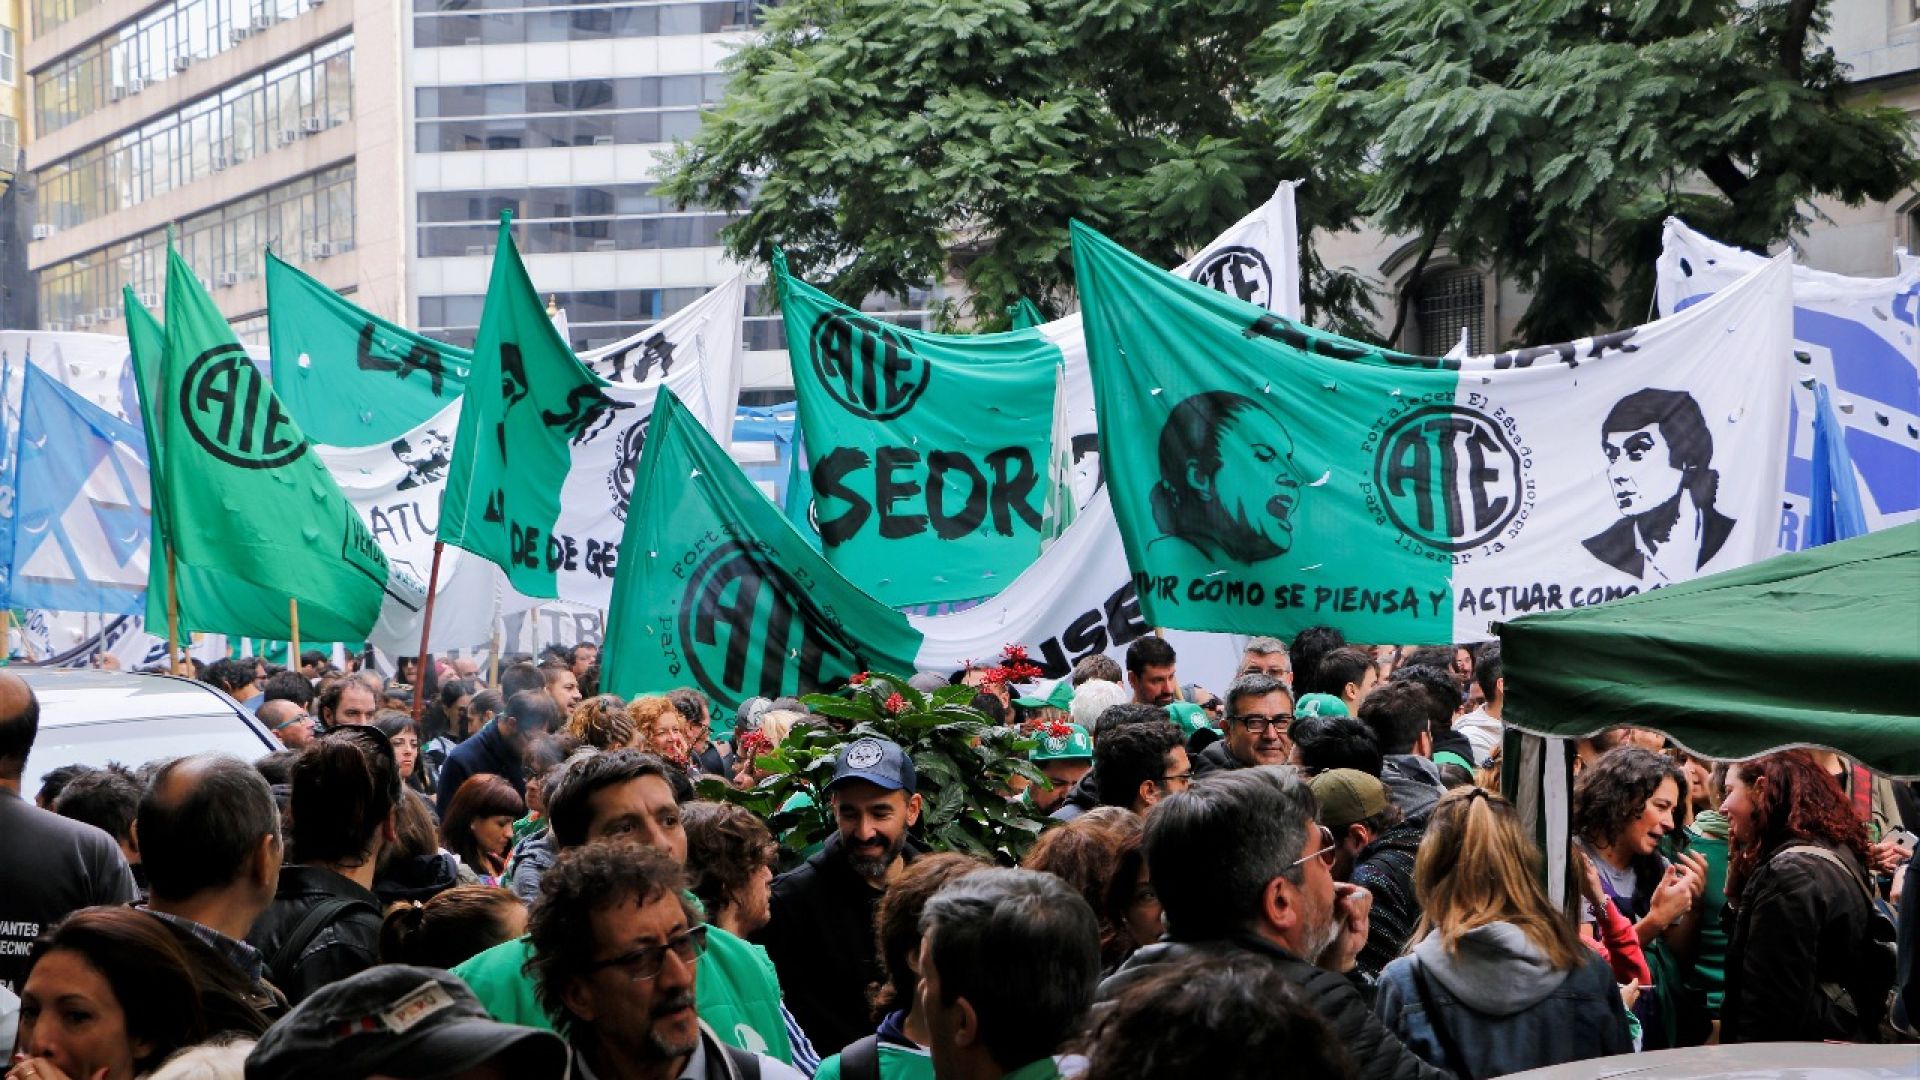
[[247, 725, 399, 1004], [756, 737, 923, 1055], [437, 690, 552, 816], [137, 753, 290, 1034], [1194, 673, 1293, 777], [1099, 766, 1450, 1080]]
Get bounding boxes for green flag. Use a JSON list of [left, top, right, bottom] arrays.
[[1007, 297, 1047, 330], [779, 254, 1061, 605], [1071, 220, 1793, 641], [441, 214, 632, 599], [603, 391, 921, 710], [155, 246, 388, 641], [266, 251, 471, 446]]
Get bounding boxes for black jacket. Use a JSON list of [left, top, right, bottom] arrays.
[[1193, 739, 1250, 778], [436, 722, 525, 819], [1723, 842, 1891, 1043], [1100, 934, 1452, 1080], [245, 865, 384, 1005], [754, 832, 922, 1056], [374, 850, 463, 905]]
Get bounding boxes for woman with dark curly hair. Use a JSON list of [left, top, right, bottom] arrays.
[[1572, 745, 1709, 1047], [682, 801, 779, 938], [1719, 750, 1891, 1043], [566, 694, 635, 751], [812, 852, 986, 1080]]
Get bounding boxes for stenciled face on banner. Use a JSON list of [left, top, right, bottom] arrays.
[[1188, 246, 1274, 309], [391, 428, 452, 491], [1581, 387, 1735, 582], [181, 344, 307, 469], [671, 534, 866, 705], [1149, 391, 1304, 564], [1365, 396, 1534, 562], [607, 414, 651, 522]]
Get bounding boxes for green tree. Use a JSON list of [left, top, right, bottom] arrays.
[[1258, 0, 1920, 344], [659, 0, 1377, 333]]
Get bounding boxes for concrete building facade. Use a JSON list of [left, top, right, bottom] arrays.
[[22, 0, 408, 339]]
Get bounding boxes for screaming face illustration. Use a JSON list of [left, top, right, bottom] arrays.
[[1150, 391, 1302, 564], [392, 429, 452, 491], [1581, 388, 1735, 581]]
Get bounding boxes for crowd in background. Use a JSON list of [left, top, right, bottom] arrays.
[[1, 628, 1913, 1080]]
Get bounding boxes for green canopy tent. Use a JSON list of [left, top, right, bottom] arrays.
[[1492, 523, 1920, 911], [1498, 522, 1920, 777]]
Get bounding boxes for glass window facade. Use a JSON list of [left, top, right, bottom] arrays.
[[413, 0, 758, 47], [38, 163, 354, 327], [36, 38, 353, 231], [0, 117, 17, 166], [414, 74, 724, 152], [1, 26, 16, 85], [417, 182, 728, 256], [34, 0, 308, 135], [32, 0, 103, 37]]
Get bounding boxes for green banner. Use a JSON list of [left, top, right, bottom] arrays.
[[603, 391, 922, 710], [266, 251, 471, 447], [153, 246, 388, 641], [442, 214, 622, 599], [779, 255, 1062, 606]]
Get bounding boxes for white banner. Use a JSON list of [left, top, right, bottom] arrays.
[[909, 488, 1245, 693], [1657, 219, 1920, 544]]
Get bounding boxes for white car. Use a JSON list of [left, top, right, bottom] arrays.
[[18, 667, 278, 797], [1501, 1043, 1920, 1079]]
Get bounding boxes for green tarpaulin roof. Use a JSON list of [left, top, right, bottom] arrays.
[[1498, 523, 1920, 777]]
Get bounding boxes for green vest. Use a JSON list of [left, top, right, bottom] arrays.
[[815, 1044, 936, 1080], [451, 925, 795, 1064]]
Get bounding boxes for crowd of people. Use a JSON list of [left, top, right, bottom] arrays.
[[1, 631, 1913, 1079]]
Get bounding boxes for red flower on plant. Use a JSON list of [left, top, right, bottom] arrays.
[[885, 693, 907, 714], [737, 730, 773, 760], [850, 671, 870, 686]]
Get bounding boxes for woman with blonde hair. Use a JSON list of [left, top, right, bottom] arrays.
[[1376, 787, 1630, 1078], [566, 694, 634, 750]]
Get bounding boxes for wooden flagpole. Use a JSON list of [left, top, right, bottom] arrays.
[[166, 545, 182, 674], [288, 598, 301, 673], [411, 540, 445, 723]]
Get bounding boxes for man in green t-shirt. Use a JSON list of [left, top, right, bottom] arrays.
[[453, 749, 804, 1066], [918, 868, 1101, 1080]]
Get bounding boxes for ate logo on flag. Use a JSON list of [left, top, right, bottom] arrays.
[[606, 416, 650, 521], [181, 344, 306, 469], [810, 312, 930, 421], [1189, 246, 1273, 309], [679, 537, 863, 701], [1366, 396, 1534, 556]]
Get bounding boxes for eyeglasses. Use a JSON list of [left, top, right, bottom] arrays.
[[1228, 713, 1293, 734], [1285, 826, 1337, 872], [585, 925, 709, 982], [272, 712, 314, 732], [1160, 770, 1194, 786]]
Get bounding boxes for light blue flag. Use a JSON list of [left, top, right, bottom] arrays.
[[1, 363, 151, 614], [1808, 380, 1869, 546]]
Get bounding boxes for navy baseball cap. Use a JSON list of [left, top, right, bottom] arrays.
[[827, 737, 917, 795]]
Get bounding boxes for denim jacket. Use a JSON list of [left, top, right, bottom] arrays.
[[1375, 924, 1631, 1079]]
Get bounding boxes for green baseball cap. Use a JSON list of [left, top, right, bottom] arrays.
[[1165, 701, 1215, 739], [1030, 722, 1093, 762], [1310, 769, 1391, 832], [1294, 693, 1349, 720], [1433, 750, 1475, 773], [1013, 679, 1075, 712]]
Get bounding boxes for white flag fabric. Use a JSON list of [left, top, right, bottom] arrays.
[[1656, 219, 1920, 541]]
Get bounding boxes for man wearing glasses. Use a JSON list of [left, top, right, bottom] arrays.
[[259, 699, 316, 749], [528, 842, 803, 1080], [1100, 767, 1449, 1080], [1093, 717, 1191, 815], [1194, 673, 1293, 777]]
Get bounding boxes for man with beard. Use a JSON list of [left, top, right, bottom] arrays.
[[1099, 766, 1447, 1080], [1195, 673, 1293, 777], [758, 737, 923, 1055], [1581, 388, 1736, 582], [1147, 391, 1303, 564], [529, 843, 803, 1080]]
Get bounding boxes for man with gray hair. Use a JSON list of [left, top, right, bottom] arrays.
[[919, 868, 1101, 1080], [1194, 673, 1294, 778], [1239, 636, 1291, 685], [1100, 766, 1447, 1080], [136, 753, 290, 1032]]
